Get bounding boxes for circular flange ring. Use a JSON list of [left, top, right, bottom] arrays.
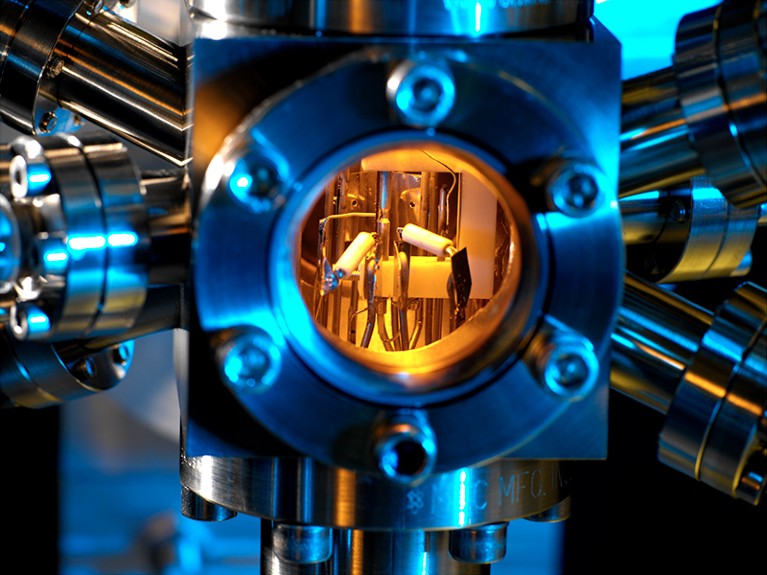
[[194, 47, 623, 474]]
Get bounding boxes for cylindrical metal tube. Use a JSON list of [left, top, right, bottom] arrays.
[[619, 191, 670, 244], [611, 274, 713, 414], [50, 8, 189, 166], [0, 1, 189, 166], [620, 1, 766, 207], [620, 68, 705, 198], [621, 179, 760, 282], [332, 529, 489, 575], [261, 520, 330, 575]]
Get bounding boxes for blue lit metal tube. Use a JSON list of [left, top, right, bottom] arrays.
[[0, 0, 189, 166], [620, 0, 766, 208]]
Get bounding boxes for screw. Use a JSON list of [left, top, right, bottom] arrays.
[[547, 162, 604, 217], [374, 414, 437, 484], [111, 342, 133, 367], [536, 331, 599, 400], [217, 330, 281, 393], [72, 357, 97, 382], [227, 155, 283, 213], [670, 199, 689, 224], [387, 59, 456, 128], [38, 112, 57, 134], [45, 58, 65, 79]]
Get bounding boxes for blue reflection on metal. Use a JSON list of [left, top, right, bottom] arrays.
[[44, 249, 69, 274], [229, 167, 253, 197], [27, 163, 52, 193], [107, 232, 139, 248], [68, 235, 106, 251], [67, 232, 138, 252], [227, 157, 275, 213], [458, 469, 467, 527], [26, 306, 51, 335]]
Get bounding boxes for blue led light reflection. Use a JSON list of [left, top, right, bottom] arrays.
[[107, 232, 139, 248], [67, 232, 139, 253], [27, 163, 52, 194]]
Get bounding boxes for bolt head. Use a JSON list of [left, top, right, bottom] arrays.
[[111, 343, 133, 367], [538, 332, 599, 400], [227, 154, 284, 213], [72, 357, 97, 382], [387, 59, 456, 128], [38, 112, 57, 134], [45, 58, 65, 79], [670, 200, 689, 224], [547, 163, 604, 217], [374, 417, 437, 484], [219, 330, 281, 394]]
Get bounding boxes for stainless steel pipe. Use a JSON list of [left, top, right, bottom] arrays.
[[619, 1, 766, 207], [611, 274, 712, 414], [0, 0, 189, 166]]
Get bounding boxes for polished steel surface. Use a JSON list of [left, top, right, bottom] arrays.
[[0, 0, 190, 165], [659, 282, 767, 504], [1, 1, 766, 574], [619, 0, 766, 207], [0, 327, 134, 407], [181, 485, 238, 521], [612, 274, 766, 504], [52, 7, 190, 165], [622, 177, 760, 282], [449, 522, 508, 564], [620, 68, 704, 198], [192, 35, 622, 473], [186, 0, 590, 36], [181, 454, 571, 530], [1, 133, 150, 340], [611, 274, 713, 414], [674, 0, 766, 208], [0, 0, 84, 135]]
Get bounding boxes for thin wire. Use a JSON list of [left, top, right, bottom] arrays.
[[421, 150, 457, 231]]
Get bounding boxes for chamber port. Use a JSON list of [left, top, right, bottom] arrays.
[[297, 145, 521, 391]]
